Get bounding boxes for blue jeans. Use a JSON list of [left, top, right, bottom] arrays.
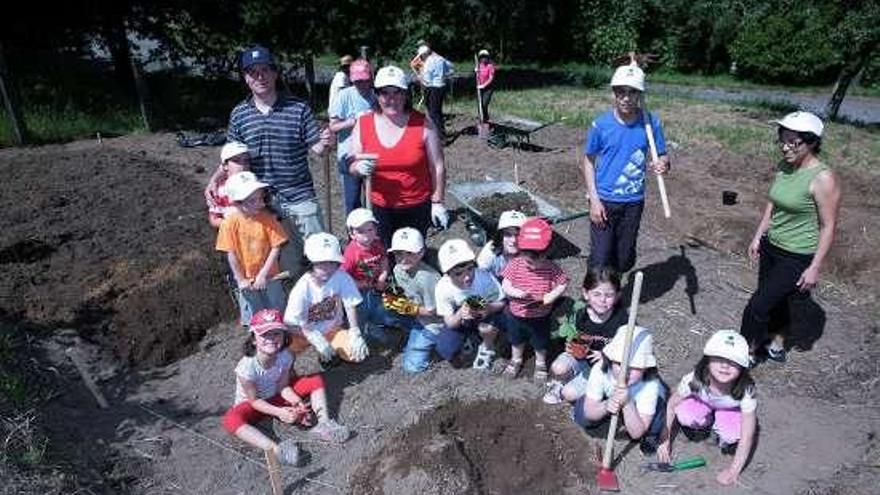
[[572, 389, 667, 442], [402, 324, 442, 373], [435, 313, 503, 361], [358, 291, 400, 345], [269, 195, 324, 279], [237, 280, 287, 327]]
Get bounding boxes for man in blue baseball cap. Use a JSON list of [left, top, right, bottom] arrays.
[[213, 45, 332, 279]]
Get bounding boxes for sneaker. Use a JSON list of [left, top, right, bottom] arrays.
[[765, 345, 787, 363], [680, 425, 712, 442], [472, 345, 496, 371], [311, 419, 351, 444], [719, 440, 738, 455], [542, 380, 564, 405], [276, 439, 300, 466], [640, 434, 659, 455]]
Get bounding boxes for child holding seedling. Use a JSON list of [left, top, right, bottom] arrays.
[[221, 309, 350, 467], [216, 171, 288, 327], [434, 239, 506, 370], [573, 324, 666, 454], [476, 210, 528, 279], [341, 208, 396, 344], [284, 233, 369, 364], [205, 141, 251, 228], [657, 330, 757, 486], [499, 218, 569, 380], [543, 267, 628, 404], [381, 228, 445, 373]]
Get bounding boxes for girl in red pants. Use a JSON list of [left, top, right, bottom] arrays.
[[221, 309, 350, 466]]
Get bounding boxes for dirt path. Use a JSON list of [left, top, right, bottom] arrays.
[[1, 112, 878, 494]]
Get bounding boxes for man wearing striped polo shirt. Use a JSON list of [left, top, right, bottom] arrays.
[[228, 45, 331, 278]]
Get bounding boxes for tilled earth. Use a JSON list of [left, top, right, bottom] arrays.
[[0, 111, 878, 494]]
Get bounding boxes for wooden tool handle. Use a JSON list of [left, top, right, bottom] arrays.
[[643, 110, 671, 219], [364, 176, 373, 210], [264, 449, 283, 495], [601, 271, 644, 469]]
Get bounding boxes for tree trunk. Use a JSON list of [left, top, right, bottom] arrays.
[[0, 42, 27, 145], [824, 60, 864, 120], [103, 14, 135, 100]]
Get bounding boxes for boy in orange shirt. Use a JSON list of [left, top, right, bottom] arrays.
[[216, 171, 289, 327]]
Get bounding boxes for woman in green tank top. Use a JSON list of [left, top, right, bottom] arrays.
[[740, 111, 841, 365]]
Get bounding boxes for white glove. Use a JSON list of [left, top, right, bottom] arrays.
[[476, 241, 496, 270], [353, 159, 376, 177], [304, 331, 335, 362], [431, 202, 449, 229], [347, 326, 369, 362]]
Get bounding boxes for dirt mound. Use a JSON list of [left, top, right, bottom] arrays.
[[350, 398, 593, 494], [0, 146, 230, 367]]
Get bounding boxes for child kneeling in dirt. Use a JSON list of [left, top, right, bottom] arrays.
[[205, 141, 250, 228], [434, 239, 506, 370], [499, 218, 569, 381], [573, 325, 666, 454], [284, 233, 369, 364], [340, 208, 397, 345], [381, 228, 444, 373], [657, 330, 757, 486], [216, 171, 288, 328], [543, 267, 628, 404], [475, 210, 528, 279], [221, 309, 350, 467]]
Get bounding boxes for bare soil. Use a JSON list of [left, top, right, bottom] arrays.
[[1, 110, 878, 495]]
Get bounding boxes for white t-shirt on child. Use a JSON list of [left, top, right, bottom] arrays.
[[675, 371, 757, 413], [434, 268, 504, 317], [284, 270, 362, 335], [233, 349, 294, 405], [585, 363, 664, 416]]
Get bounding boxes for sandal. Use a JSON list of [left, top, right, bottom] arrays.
[[502, 360, 523, 379], [534, 362, 549, 382], [472, 345, 496, 371]]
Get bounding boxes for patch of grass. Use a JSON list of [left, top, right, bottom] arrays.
[[0, 105, 145, 146]]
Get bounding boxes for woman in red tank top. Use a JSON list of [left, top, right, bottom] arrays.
[[349, 65, 448, 248]]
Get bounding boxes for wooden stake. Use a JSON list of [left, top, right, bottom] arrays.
[[264, 449, 283, 495], [65, 347, 109, 409], [323, 151, 332, 230]]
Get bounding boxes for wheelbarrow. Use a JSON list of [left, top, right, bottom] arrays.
[[487, 115, 549, 149], [448, 180, 589, 248]]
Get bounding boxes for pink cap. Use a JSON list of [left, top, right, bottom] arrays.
[[250, 309, 287, 335], [349, 59, 372, 82]]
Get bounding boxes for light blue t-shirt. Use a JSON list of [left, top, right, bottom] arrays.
[[583, 110, 667, 203], [422, 54, 454, 88], [328, 86, 377, 159]]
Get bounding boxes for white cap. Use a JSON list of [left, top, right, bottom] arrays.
[[389, 227, 425, 253], [703, 330, 750, 368], [346, 208, 378, 229], [438, 239, 476, 273], [304, 233, 344, 263], [774, 111, 824, 137], [225, 171, 269, 201], [603, 325, 657, 368], [497, 210, 527, 230], [220, 141, 249, 162], [374, 66, 409, 90], [610, 63, 645, 92], [478, 49, 490, 57], [417, 45, 431, 56]]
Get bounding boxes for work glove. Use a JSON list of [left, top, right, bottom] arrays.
[[475, 241, 496, 270], [347, 326, 369, 362], [431, 202, 449, 230], [353, 158, 376, 177], [304, 331, 336, 362], [388, 296, 420, 316]]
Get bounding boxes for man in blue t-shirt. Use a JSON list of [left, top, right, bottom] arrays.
[[328, 59, 378, 214], [582, 63, 670, 274], [222, 45, 331, 278]]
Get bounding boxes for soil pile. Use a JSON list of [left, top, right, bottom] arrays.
[[350, 399, 593, 494], [472, 191, 539, 228], [0, 147, 230, 367]]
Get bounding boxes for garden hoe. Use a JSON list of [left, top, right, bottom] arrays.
[[597, 271, 644, 492]]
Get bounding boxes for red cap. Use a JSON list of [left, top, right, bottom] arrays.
[[250, 309, 287, 335], [517, 217, 553, 251]]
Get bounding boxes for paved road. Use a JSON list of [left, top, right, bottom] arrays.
[[653, 83, 880, 125]]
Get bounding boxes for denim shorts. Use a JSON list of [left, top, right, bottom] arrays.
[[238, 279, 287, 327]]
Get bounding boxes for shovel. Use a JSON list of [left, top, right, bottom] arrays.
[[597, 270, 644, 492], [642, 456, 707, 473]]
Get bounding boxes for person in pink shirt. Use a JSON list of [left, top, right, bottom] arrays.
[[500, 218, 569, 381], [476, 49, 496, 122]]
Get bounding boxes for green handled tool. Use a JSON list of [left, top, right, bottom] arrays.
[[642, 456, 707, 473]]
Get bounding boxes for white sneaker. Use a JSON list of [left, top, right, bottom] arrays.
[[542, 380, 564, 405], [472, 344, 496, 371]]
